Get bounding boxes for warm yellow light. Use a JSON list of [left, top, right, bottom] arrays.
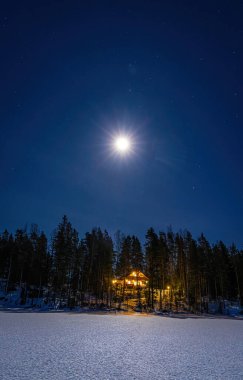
[[167, 286, 170, 290], [112, 280, 117, 284], [132, 272, 136, 276]]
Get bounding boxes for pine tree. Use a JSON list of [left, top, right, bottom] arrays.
[[130, 236, 144, 271], [145, 228, 159, 309], [52, 215, 79, 301]]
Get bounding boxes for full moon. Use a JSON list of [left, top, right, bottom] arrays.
[[114, 136, 131, 153]]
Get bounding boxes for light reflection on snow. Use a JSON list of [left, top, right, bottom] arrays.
[[0, 313, 242, 380]]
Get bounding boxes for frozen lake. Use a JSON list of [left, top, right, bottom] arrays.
[[0, 312, 242, 380]]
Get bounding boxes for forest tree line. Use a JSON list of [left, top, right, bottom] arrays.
[[0, 215, 242, 309]]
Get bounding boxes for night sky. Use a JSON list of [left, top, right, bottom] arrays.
[[1, 1, 243, 246]]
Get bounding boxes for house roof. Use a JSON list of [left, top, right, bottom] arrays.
[[126, 271, 149, 281]]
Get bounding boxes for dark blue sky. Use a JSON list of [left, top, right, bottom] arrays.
[[1, 1, 243, 246]]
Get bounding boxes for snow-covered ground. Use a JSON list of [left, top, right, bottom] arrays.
[[0, 312, 242, 380]]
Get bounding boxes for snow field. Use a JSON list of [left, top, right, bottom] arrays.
[[0, 312, 242, 380]]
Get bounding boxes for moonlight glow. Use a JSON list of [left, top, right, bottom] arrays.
[[115, 136, 131, 153], [106, 128, 137, 159]]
